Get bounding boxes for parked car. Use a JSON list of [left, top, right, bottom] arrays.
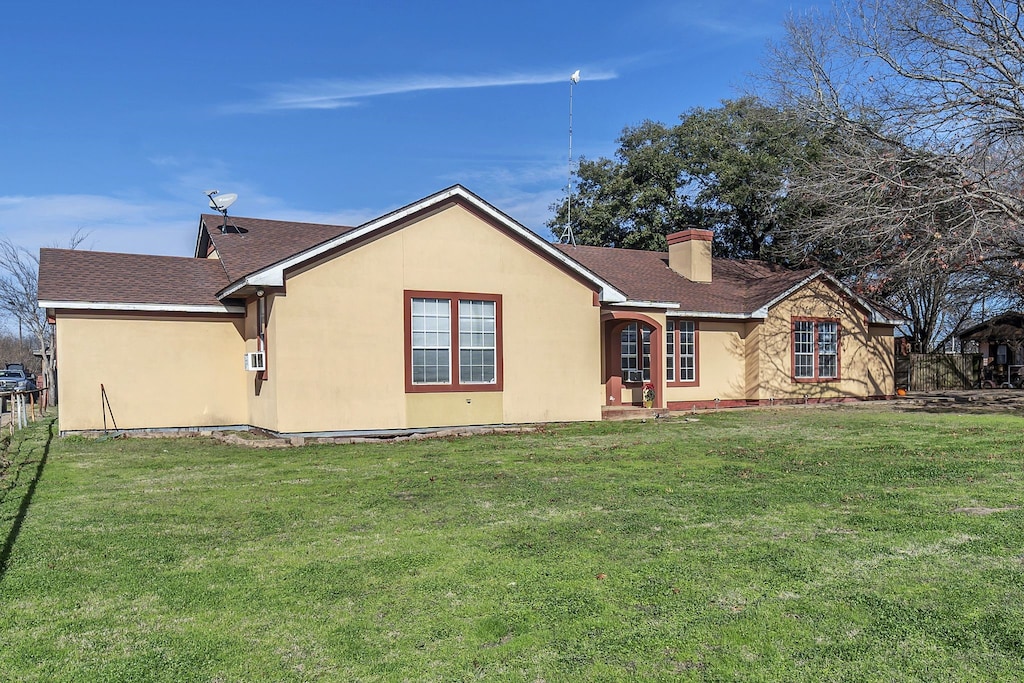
[[0, 369, 38, 411]]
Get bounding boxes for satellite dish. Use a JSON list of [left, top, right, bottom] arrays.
[[209, 192, 237, 211], [204, 190, 240, 234]]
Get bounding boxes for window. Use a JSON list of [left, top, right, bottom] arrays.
[[405, 291, 502, 392], [793, 319, 839, 381], [410, 298, 451, 384], [621, 323, 651, 382], [666, 320, 697, 384], [458, 299, 497, 383]]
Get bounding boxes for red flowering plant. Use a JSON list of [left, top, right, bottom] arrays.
[[642, 382, 655, 406]]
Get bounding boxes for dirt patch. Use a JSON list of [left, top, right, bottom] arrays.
[[952, 506, 1020, 516], [894, 390, 1024, 415]]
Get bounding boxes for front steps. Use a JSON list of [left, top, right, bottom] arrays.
[[601, 405, 671, 421]]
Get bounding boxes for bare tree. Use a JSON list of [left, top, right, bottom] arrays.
[[0, 231, 87, 404], [0, 331, 35, 370], [762, 0, 1024, 349]]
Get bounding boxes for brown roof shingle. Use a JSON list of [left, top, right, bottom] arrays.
[[38, 203, 832, 317], [201, 214, 356, 283], [38, 248, 231, 308], [553, 243, 817, 315]]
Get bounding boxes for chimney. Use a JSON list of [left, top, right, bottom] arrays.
[[667, 228, 713, 282]]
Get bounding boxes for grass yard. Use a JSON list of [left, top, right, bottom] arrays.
[[1, 405, 1023, 681]]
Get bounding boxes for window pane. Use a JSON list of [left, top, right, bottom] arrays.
[[817, 322, 838, 379], [666, 321, 675, 382], [678, 320, 695, 382], [621, 323, 637, 380], [794, 321, 815, 378], [621, 323, 652, 382], [411, 298, 451, 384], [641, 328, 651, 381], [458, 299, 496, 384]]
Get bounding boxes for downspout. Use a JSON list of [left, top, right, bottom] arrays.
[[256, 289, 268, 380]]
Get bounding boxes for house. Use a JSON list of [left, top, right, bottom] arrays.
[[37, 185, 903, 435], [958, 311, 1024, 386]]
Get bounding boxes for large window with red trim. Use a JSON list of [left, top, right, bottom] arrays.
[[405, 291, 502, 392], [620, 323, 651, 383], [793, 319, 839, 381], [666, 319, 697, 384]]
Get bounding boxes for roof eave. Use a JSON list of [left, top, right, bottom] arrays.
[[193, 216, 208, 259], [673, 310, 764, 320], [39, 300, 245, 315], [607, 300, 681, 310]]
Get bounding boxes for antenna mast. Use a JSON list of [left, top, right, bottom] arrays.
[[561, 70, 580, 246]]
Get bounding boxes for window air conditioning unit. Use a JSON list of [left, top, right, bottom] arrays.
[[244, 351, 266, 371], [625, 370, 643, 383]]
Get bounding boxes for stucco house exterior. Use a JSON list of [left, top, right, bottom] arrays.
[[38, 185, 902, 435]]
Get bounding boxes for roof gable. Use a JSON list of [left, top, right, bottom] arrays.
[[553, 243, 905, 323], [216, 185, 627, 302], [197, 214, 357, 283], [554, 243, 813, 316]]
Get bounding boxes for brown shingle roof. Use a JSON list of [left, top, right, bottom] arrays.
[[553, 244, 817, 315], [38, 248, 231, 308], [959, 311, 1024, 341], [202, 214, 356, 283], [38, 200, 838, 317]]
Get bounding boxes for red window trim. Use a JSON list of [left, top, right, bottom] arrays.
[[792, 316, 841, 383], [404, 290, 504, 393], [666, 319, 700, 387]]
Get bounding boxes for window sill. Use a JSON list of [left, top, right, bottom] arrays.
[[406, 383, 502, 393]]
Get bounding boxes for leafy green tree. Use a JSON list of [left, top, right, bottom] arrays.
[[548, 97, 818, 260]]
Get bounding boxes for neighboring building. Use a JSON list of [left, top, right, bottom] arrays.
[[959, 312, 1024, 386], [38, 186, 902, 435]]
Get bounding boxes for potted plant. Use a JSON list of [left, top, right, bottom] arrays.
[[642, 382, 655, 408]]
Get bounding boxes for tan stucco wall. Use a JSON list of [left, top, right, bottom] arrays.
[[663, 319, 750, 404], [245, 298, 280, 432], [55, 312, 248, 431], [661, 281, 895, 405], [406, 392, 504, 429], [755, 280, 895, 400], [258, 202, 602, 433]]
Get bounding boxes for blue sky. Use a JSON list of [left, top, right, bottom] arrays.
[[1, 0, 823, 258]]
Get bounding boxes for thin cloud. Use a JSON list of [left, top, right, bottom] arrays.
[[0, 193, 195, 257], [648, 0, 795, 42], [223, 68, 618, 114], [0, 189, 378, 259], [687, 16, 779, 40]]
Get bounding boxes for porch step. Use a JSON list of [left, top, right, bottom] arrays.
[[601, 405, 671, 421]]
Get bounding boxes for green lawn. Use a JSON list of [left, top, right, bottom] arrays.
[[1, 406, 1023, 681]]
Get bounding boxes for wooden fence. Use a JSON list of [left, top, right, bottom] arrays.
[[895, 353, 981, 392], [1, 389, 45, 435]]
